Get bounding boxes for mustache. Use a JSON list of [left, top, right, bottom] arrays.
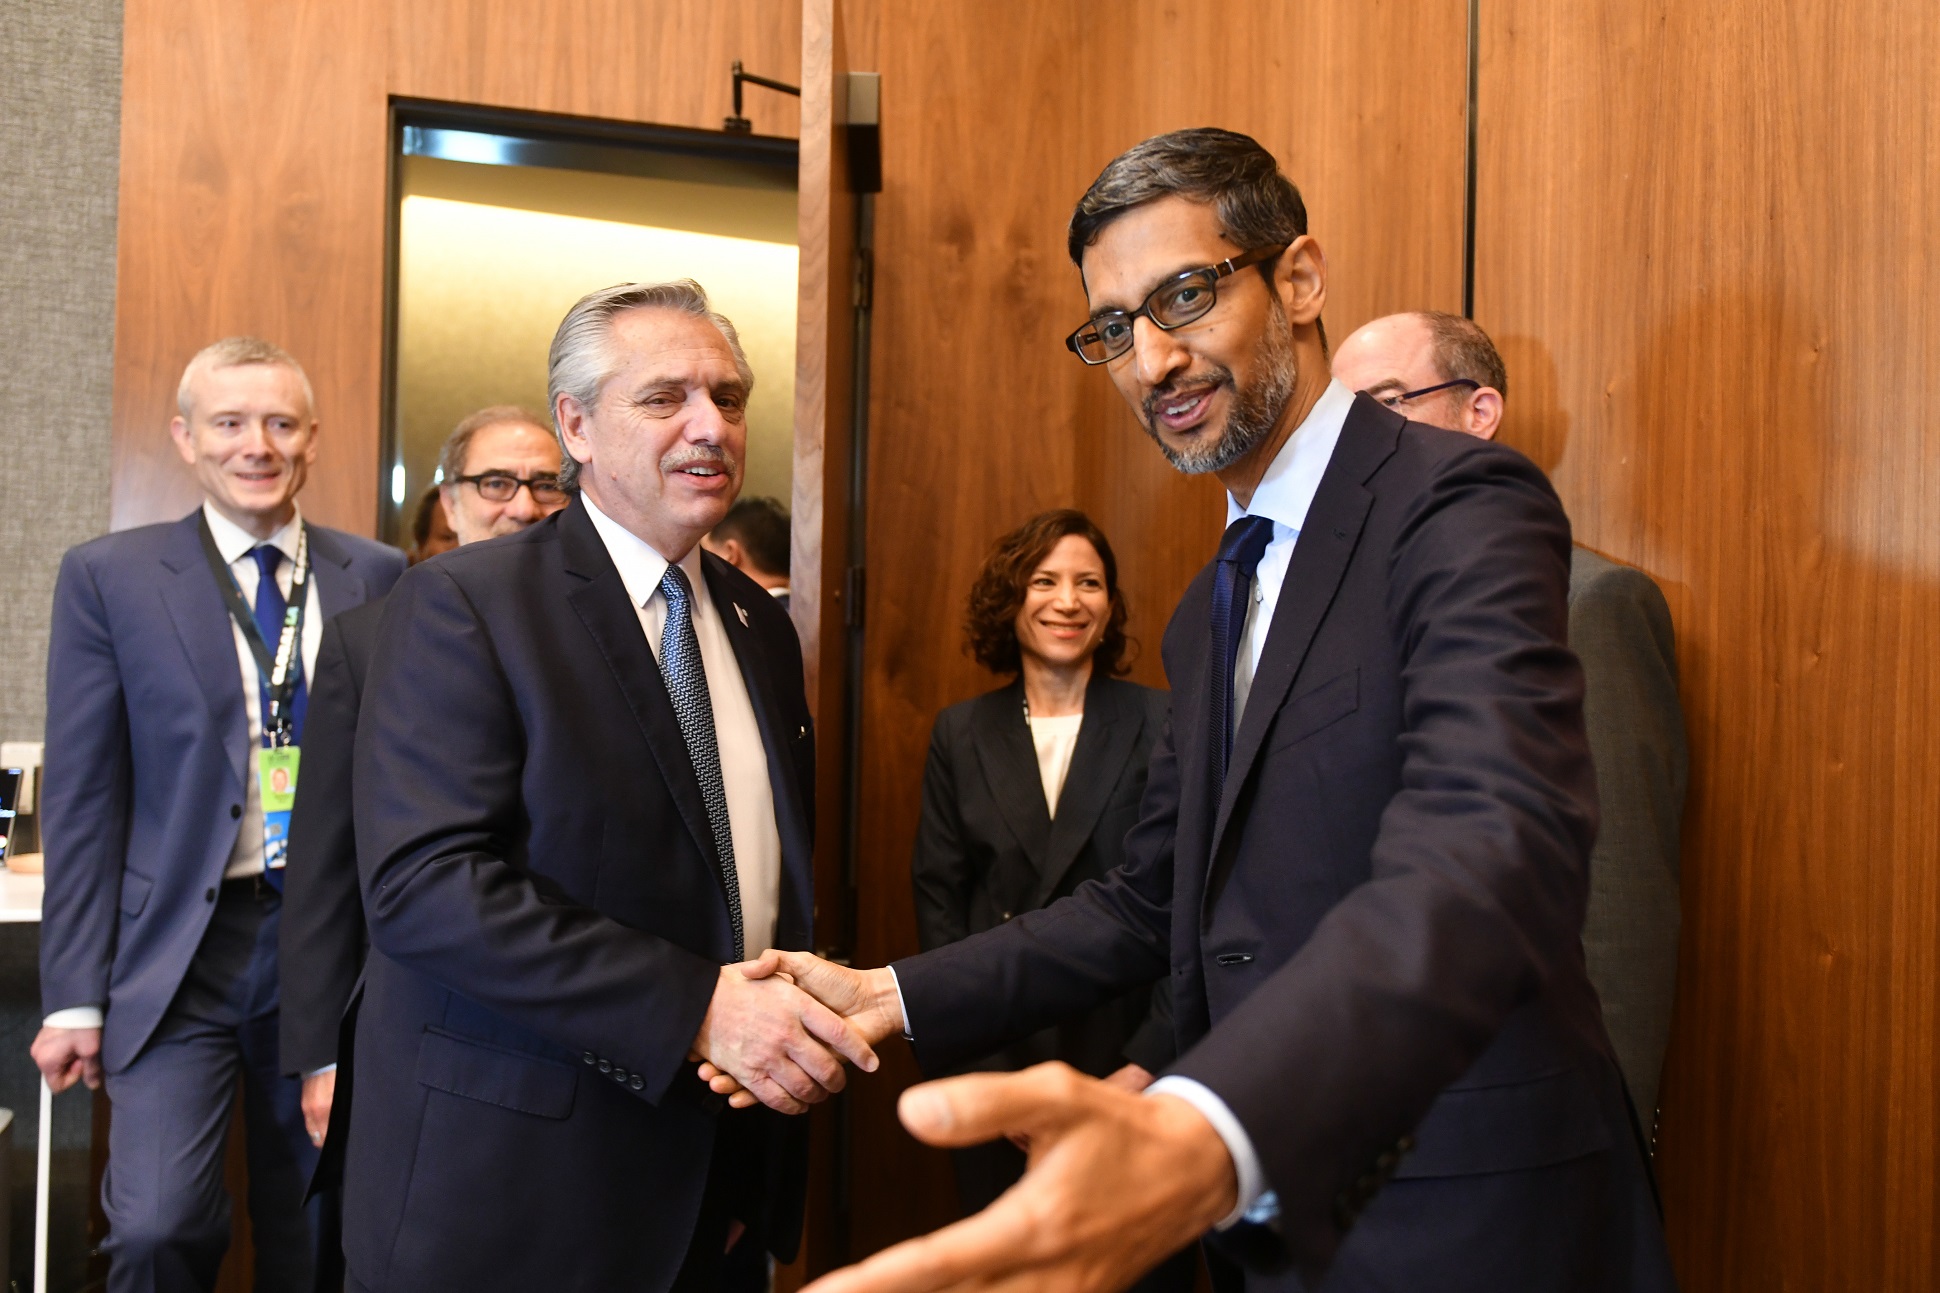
[[661, 445, 740, 475], [1140, 369, 1235, 425]]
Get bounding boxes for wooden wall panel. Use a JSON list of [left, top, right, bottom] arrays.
[[112, 0, 802, 535], [1475, 3, 1940, 1288], [842, 0, 1470, 1258], [112, 0, 389, 532]]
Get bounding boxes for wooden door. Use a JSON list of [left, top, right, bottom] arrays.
[[788, 0, 861, 1279]]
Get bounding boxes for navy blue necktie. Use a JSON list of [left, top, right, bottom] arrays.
[[1208, 515, 1275, 793], [250, 545, 308, 745], [658, 564, 745, 961]]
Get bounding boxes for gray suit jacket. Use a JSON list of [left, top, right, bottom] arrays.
[[1569, 548, 1688, 1130], [39, 510, 405, 1073]]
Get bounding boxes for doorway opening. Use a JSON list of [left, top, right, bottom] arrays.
[[382, 101, 801, 550]]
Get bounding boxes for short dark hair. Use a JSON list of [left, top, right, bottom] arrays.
[[964, 510, 1131, 677], [712, 496, 791, 578], [1419, 311, 1509, 400], [1067, 128, 1325, 351], [437, 405, 552, 483], [409, 483, 448, 549]]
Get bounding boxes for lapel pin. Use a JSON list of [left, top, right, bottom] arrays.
[[734, 603, 750, 627]]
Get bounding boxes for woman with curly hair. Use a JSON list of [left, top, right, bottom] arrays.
[[910, 510, 1192, 1284]]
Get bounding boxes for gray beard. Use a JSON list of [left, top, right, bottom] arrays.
[[1140, 303, 1298, 476]]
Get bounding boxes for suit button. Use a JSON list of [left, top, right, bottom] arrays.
[[583, 1053, 596, 1066], [613, 1067, 628, 1081], [630, 1076, 644, 1091], [598, 1060, 611, 1073], [205, 887, 217, 902], [230, 804, 242, 819]]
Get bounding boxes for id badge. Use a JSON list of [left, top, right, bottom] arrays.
[[257, 746, 301, 870]]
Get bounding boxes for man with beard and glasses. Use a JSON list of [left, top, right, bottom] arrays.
[[334, 281, 873, 1292], [732, 129, 1675, 1293]]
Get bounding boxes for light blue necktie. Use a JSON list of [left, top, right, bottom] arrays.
[[658, 564, 744, 961]]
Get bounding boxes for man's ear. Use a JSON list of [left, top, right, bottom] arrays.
[[1275, 235, 1328, 328], [719, 538, 747, 571], [1466, 388, 1505, 441], [555, 394, 596, 468], [169, 414, 196, 466]]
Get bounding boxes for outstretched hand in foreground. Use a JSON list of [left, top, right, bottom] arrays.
[[804, 1063, 1236, 1293]]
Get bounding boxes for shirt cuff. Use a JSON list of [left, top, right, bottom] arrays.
[[305, 1063, 338, 1079], [43, 1006, 103, 1030], [1146, 1075, 1271, 1230], [886, 965, 915, 1040]]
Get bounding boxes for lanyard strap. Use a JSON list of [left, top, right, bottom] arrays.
[[196, 512, 310, 743]]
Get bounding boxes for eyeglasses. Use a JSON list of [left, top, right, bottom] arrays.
[[452, 473, 570, 504], [1373, 378, 1479, 410], [1064, 244, 1290, 366]]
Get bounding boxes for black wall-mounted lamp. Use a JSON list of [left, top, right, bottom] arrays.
[[723, 61, 801, 134]]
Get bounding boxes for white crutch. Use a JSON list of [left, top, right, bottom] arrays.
[[35, 1076, 52, 1293]]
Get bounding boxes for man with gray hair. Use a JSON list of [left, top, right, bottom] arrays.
[[1333, 311, 1690, 1141], [34, 337, 404, 1292], [334, 282, 869, 1291]]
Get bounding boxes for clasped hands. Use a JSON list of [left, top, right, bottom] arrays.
[[695, 952, 1240, 1293], [687, 957, 897, 1115]]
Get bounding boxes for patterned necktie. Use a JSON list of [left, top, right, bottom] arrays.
[[658, 564, 744, 961], [250, 545, 308, 744], [1208, 515, 1276, 795]]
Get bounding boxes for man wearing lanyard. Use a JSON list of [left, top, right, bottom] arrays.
[[33, 337, 405, 1293]]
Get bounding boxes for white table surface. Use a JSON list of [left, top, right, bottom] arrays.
[[0, 867, 43, 922]]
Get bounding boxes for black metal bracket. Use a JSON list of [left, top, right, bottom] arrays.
[[724, 61, 801, 134]]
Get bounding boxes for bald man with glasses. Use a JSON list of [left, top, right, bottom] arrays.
[[279, 407, 568, 1148]]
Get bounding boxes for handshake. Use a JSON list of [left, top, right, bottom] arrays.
[[688, 950, 904, 1114]]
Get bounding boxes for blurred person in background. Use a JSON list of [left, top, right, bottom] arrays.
[[704, 494, 791, 610], [407, 484, 457, 564], [280, 406, 569, 1145]]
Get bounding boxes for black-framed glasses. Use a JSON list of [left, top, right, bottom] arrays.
[[1064, 244, 1289, 366], [452, 472, 569, 504], [1373, 378, 1479, 410]]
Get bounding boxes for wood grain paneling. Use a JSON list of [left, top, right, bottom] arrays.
[[112, 0, 388, 532], [1475, 3, 1940, 1288], [112, 0, 802, 535], [841, 0, 1470, 1258]]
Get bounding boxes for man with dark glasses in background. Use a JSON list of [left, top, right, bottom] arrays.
[[279, 405, 568, 1164]]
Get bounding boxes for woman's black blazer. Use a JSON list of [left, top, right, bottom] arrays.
[[910, 672, 1173, 1076]]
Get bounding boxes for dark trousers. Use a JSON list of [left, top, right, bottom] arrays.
[[101, 878, 322, 1293]]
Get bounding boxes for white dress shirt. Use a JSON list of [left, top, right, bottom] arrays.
[[1146, 378, 1355, 1227], [43, 502, 325, 1032], [1026, 712, 1084, 817], [582, 495, 782, 956]]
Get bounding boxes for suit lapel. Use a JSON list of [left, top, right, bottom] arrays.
[[557, 504, 721, 872], [1031, 676, 1140, 908], [701, 555, 814, 948], [303, 525, 366, 619], [969, 684, 1052, 872], [159, 512, 250, 792], [1209, 399, 1399, 864]]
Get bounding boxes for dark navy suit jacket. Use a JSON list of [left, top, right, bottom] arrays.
[[39, 510, 405, 1074], [340, 500, 816, 1292], [279, 595, 385, 1076], [893, 397, 1676, 1292]]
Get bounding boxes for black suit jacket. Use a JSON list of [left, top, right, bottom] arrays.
[[279, 595, 384, 1076], [893, 397, 1673, 1291], [911, 674, 1173, 1076], [340, 501, 816, 1293]]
